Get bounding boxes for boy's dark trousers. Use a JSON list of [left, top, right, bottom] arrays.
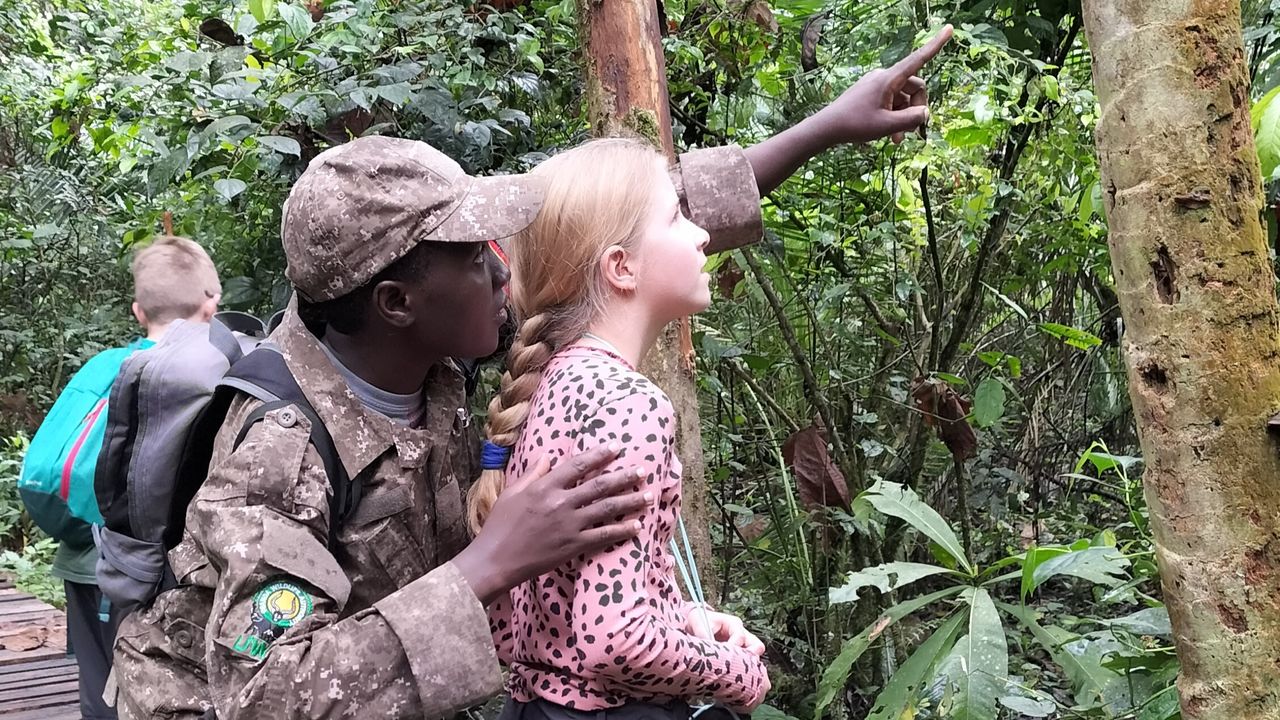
[[65, 580, 120, 720]]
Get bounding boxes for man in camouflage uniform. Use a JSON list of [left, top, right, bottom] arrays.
[[112, 27, 950, 719]]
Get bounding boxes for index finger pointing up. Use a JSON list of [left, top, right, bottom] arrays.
[[891, 24, 954, 77]]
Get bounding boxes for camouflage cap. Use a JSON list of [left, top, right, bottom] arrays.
[[282, 136, 545, 301]]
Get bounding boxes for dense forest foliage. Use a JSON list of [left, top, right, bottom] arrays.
[[5, 1, 1280, 718]]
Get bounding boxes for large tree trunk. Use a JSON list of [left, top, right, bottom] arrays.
[[575, 0, 717, 595], [1083, 2, 1280, 717]]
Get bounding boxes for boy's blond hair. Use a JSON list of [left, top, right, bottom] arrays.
[[131, 235, 222, 324]]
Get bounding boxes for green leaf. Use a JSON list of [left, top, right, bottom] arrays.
[[972, 378, 1006, 428], [1254, 85, 1280, 178], [998, 693, 1056, 717], [1037, 322, 1102, 351], [1041, 74, 1060, 101], [1030, 547, 1130, 591], [753, 705, 799, 720], [982, 281, 1029, 320], [945, 124, 991, 148], [1020, 546, 1068, 601], [259, 135, 301, 157], [862, 481, 973, 574], [146, 147, 189, 196], [1078, 180, 1102, 222], [165, 51, 211, 73], [214, 178, 247, 202], [205, 115, 253, 138], [249, 0, 277, 23], [1105, 607, 1172, 638], [1136, 685, 1181, 720], [866, 612, 966, 720], [279, 2, 315, 40], [829, 562, 955, 603], [220, 276, 262, 308], [937, 588, 1008, 720], [813, 586, 965, 720], [1002, 603, 1128, 711], [376, 82, 414, 106]]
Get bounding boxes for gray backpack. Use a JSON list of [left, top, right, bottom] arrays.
[[93, 316, 355, 615]]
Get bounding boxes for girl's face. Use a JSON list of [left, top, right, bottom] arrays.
[[630, 166, 712, 321]]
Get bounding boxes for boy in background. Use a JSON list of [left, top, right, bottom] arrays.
[[24, 235, 220, 720]]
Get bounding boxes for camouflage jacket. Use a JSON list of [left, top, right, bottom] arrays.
[[111, 145, 762, 720]]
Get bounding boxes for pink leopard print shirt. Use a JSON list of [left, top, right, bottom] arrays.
[[488, 345, 769, 711]]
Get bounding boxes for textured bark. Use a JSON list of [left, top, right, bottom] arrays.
[[575, 0, 717, 596], [1083, 2, 1280, 717]]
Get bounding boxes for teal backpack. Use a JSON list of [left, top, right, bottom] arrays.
[[19, 338, 153, 546]]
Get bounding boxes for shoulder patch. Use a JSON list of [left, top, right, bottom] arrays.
[[231, 579, 315, 660]]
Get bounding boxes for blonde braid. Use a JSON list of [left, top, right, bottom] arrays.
[[467, 312, 561, 534]]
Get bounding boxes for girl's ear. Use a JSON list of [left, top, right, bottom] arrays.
[[599, 244, 637, 293]]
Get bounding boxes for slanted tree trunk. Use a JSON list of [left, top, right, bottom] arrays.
[[1083, 2, 1280, 717], [575, 0, 717, 595]]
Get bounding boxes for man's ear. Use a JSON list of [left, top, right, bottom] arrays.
[[599, 245, 637, 293], [372, 280, 414, 328], [131, 301, 148, 330]]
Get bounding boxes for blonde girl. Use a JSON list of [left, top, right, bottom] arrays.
[[468, 138, 769, 720]]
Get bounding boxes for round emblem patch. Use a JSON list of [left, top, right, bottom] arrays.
[[252, 581, 313, 628]]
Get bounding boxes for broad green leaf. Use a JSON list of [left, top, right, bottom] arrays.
[[165, 51, 211, 73], [279, 2, 315, 40], [813, 586, 965, 720], [1137, 685, 1181, 720], [829, 562, 955, 603], [146, 147, 189, 196], [376, 82, 413, 106], [998, 692, 1056, 717], [220, 276, 261, 308], [1002, 603, 1129, 712], [249, 0, 277, 23], [937, 588, 1008, 720], [862, 481, 973, 574], [972, 378, 1006, 428], [1078, 180, 1102, 222], [1105, 607, 1172, 638], [866, 612, 966, 720], [213, 178, 247, 202], [205, 115, 253, 138], [1254, 85, 1280, 178], [1020, 546, 1068, 601], [1037, 322, 1102, 351], [259, 135, 301, 157], [945, 124, 991, 148], [1030, 546, 1130, 591]]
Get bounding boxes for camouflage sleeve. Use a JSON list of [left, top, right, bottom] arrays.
[[674, 145, 764, 254], [191, 403, 500, 719]]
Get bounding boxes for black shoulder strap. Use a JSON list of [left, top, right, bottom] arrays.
[[224, 349, 357, 551]]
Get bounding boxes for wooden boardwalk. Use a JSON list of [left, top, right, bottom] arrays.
[[0, 578, 78, 719]]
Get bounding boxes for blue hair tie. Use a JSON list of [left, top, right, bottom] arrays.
[[481, 441, 511, 470]]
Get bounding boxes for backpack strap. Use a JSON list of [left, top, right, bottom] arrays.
[[222, 349, 357, 552]]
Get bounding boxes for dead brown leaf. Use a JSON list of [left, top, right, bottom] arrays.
[[912, 377, 977, 461], [782, 421, 851, 510], [744, 0, 779, 33]]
